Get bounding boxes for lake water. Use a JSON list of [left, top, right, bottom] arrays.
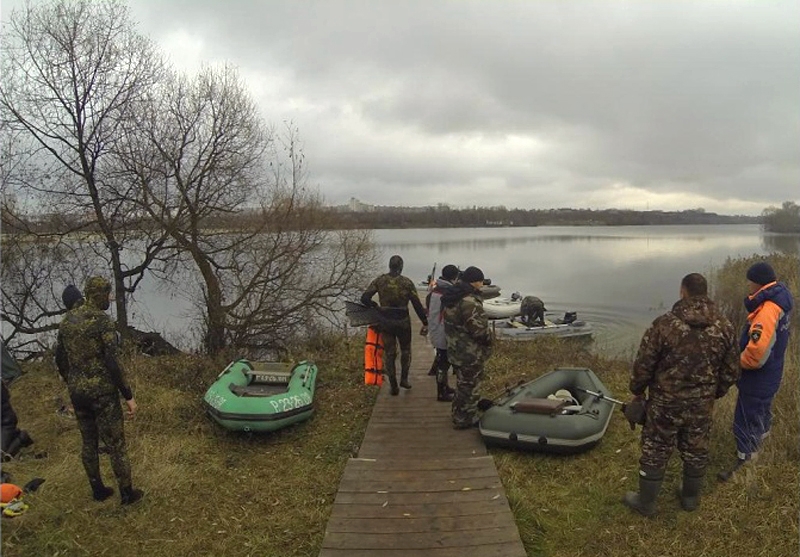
[[368, 224, 787, 356], [126, 224, 791, 354]]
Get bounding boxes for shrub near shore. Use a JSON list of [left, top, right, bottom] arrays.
[[1, 254, 797, 557]]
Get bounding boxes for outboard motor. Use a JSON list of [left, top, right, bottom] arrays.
[[562, 311, 577, 324]]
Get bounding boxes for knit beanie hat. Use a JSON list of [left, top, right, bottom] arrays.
[[461, 266, 485, 284], [61, 285, 83, 310], [746, 262, 776, 286], [441, 264, 460, 281]]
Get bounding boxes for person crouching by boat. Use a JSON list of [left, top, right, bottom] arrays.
[[520, 296, 547, 327], [361, 255, 429, 396], [426, 264, 460, 402], [442, 266, 493, 429], [623, 273, 738, 516], [55, 276, 143, 505]]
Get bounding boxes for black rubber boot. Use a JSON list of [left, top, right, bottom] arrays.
[[120, 486, 144, 506], [388, 376, 399, 396], [89, 477, 114, 501], [427, 359, 438, 376], [399, 370, 412, 390], [436, 382, 454, 402], [678, 466, 704, 511], [623, 466, 664, 517]]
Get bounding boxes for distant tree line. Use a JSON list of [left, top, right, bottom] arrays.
[[327, 206, 760, 229], [762, 202, 800, 234]]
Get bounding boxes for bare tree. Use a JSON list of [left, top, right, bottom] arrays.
[[119, 63, 375, 353], [0, 0, 173, 335], [218, 126, 377, 354]]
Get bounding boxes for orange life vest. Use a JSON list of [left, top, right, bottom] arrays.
[[1, 483, 22, 504], [364, 326, 383, 386]]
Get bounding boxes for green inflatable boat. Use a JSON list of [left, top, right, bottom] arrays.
[[479, 367, 616, 454], [203, 359, 318, 432]]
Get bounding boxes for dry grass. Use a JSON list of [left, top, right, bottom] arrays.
[[483, 252, 800, 557], [2, 254, 797, 557], [485, 340, 799, 557], [1, 332, 375, 557]]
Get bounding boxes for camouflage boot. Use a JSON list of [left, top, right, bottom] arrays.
[[436, 381, 454, 402], [120, 485, 144, 505], [677, 466, 704, 511], [89, 477, 114, 501], [399, 369, 412, 389], [623, 466, 664, 517], [384, 356, 400, 395]]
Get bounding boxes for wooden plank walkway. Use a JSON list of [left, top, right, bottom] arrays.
[[319, 317, 527, 557]]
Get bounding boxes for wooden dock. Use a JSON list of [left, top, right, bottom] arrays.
[[319, 321, 527, 556]]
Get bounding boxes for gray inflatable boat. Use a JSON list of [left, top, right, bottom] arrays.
[[479, 367, 616, 454]]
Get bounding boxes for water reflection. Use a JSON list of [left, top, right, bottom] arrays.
[[374, 225, 769, 354], [761, 233, 800, 256]]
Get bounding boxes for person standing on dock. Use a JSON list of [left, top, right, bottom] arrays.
[[442, 266, 493, 429], [426, 264, 460, 402], [361, 255, 429, 396], [623, 272, 738, 516]]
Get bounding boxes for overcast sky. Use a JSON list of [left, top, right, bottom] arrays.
[[3, 1, 798, 216]]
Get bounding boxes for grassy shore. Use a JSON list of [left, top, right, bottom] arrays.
[[1, 333, 376, 557], [2, 254, 797, 556]]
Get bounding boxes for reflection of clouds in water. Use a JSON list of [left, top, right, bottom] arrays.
[[382, 225, 764, 266], [373, 225, 769, 351]]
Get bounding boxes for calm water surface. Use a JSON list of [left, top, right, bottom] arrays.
[[371, 224, 778, 355], [130, 224, 788, 354]]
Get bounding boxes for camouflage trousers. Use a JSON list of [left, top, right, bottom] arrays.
[[381, 322, 412, 383], [451, 363, 485, 428], [640, 398, 715, 470], [71, 391, 132, 489]]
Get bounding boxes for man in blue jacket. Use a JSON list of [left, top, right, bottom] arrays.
[[718, 261, 794, 481]]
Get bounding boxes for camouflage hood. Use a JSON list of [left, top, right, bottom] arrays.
[[670, 296, 718, 328], [84, 276, 111, 309]]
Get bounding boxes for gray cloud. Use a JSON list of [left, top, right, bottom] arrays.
[[3, 0, 798, 214]]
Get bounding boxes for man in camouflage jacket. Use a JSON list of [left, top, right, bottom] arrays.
[[623, 273, 738, 516], [361, 255, 428, 395], [442, 266, 493, 429], [55, 277, 143, 505]]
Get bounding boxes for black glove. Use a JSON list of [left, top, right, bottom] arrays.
[[622, 397, 647, 430], [419, 325, 428, 336]]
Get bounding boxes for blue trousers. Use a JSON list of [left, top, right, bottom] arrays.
[[733, 391, 773, 456]]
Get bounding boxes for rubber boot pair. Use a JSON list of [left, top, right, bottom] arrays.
[[623, 466, 664, 517], [677, 466, 704, 511], [436, 382, 455, 402]]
